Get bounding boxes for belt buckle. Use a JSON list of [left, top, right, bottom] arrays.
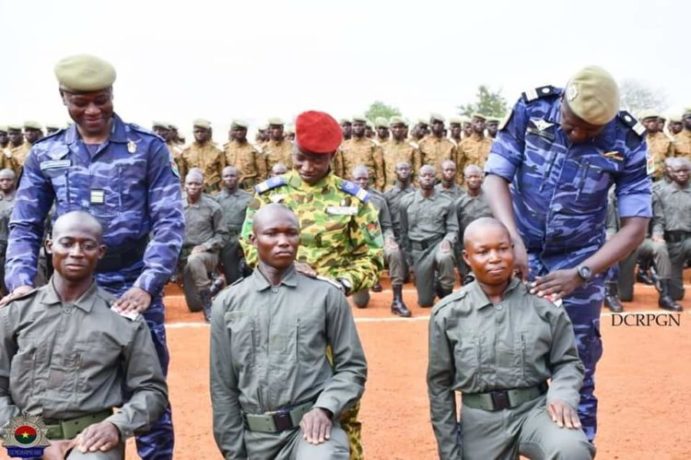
[[271, 410, 293, 432], [490, 390, 510, 411]]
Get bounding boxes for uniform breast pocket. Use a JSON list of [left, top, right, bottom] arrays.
[[225, 312, 256, 369], [574, 157, 621, 208], [297, 313, 324, 364], [454, 336, 481, 388], [518, 328, 550, 380], [524, 133, 559, 182], [318, 211, 353, 248], [74, 341, 119, 393]]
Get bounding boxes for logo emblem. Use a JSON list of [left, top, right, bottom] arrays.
[[1, 414, 50, 458], [566, 84, 578, 102], [127, 140, 137, 154]]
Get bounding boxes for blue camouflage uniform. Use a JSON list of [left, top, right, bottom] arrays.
[[485, 86, 651, 441], [5, 114, 184, 460]]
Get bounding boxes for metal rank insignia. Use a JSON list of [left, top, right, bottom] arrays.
[[127, 140, 137, 154]]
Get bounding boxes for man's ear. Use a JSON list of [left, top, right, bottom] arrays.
[[249, 232, 257, 248], [97, 244, 107, 260], [45, 239, 53, 254]]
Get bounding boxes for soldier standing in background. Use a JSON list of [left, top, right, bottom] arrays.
[[335, 115, 386, 190], [181, 119, 225, 193], [382, 117, 420, 186], [418, 114, 457, 181], [224, 119, 268, 190], [263, 117, 293, 171]]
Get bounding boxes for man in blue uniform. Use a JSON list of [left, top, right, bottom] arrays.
[[483, 66, 651, 443], [1, 54, 184, 460]]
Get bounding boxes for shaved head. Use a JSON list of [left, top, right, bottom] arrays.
[[464, 164, 483, 176], [252, 204, 299, 233], [0, 168, 15, 180], [463, 217, 510, 248], [419, 165, 435, 176], [222, 165, 238, 176], [52, 211, 103, 242]]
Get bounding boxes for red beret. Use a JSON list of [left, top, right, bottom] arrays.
[[295, 110, 343, 154]]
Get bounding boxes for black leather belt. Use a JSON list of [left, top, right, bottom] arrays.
[[664, 230, 691, 244], [410, 236, 443, 251], [96, 235, 149, 272], [462, 382, 548, 411]]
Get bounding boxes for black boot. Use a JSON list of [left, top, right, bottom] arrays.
[[199, 288, 213, 322], [391, 285, 411, 317], [658, 279, 683, 312], [604, 282, 623, 313], [372, 281, 383, 293], [636, 269, 654, 285]]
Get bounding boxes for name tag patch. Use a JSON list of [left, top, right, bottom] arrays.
[[90, 189, 105, 204], [326, 206, 357, 216], [39, 159, 71, 171]]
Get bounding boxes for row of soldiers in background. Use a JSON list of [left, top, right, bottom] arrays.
[[4, 107, 690, 189], [154, 113, 499, 195], [176, 159, 493, 319], [604, 157, 691, 312]]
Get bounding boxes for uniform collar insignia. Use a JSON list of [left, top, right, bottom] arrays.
[[531, 118, 554, 131]]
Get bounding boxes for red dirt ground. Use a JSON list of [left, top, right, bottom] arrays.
[[4, 275, 689, 460]]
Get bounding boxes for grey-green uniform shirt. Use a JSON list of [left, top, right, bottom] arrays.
[[210, 266, 367, 458], [427, 278, 584, 459], [400, 190, 458, 246], [383, 182, 415, 238], [653, 181, 691, 233], [183, 194, 228, 252], [367, 189, 395, 240], [454, 190, 492, 238], [213, 188, 252, 242], [434, 183, 464, 201], [0, 280, 168, 439]]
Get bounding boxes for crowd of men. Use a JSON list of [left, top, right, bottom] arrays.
[[0, 53, 690, 460]]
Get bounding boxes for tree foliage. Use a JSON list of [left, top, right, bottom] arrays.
[[457, 86, 508, 118], [364, 101, 401, 122], [619, 79, 668, 114]]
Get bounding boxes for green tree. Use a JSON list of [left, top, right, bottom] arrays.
[[619, 79, 668, 114], [364, 101, 401, 122], [457, 85, 507, 118]]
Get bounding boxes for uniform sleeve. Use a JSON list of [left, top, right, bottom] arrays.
[[330, 200, 384, 292], [209, 298, 247, 459], [615, 136, 652, 219], [427, 311, 461, 460], [444, 200, 459, 245], [5, 148, 55, 291], [0, 307, 20, 428], [377, 198, 395, 240], [545, 307, 585, 409], [373, 145, 386, 190], [652, 189, 665, 236], [134, 141, 185, 295], [315, 288, 367, 417], [206, 205, 229, 252], [484, 98, 528, 182], [107, 320, 169, 438], [254, 148, 268, 182]]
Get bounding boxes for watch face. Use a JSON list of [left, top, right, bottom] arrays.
[[579, 266, 592, 280]]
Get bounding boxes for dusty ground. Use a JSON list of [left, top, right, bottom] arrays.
[[4, 276, 689, 459]]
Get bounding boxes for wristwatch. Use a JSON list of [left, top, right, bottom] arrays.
[[576, 265, 593, 282]]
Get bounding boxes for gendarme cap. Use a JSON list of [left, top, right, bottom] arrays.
[[54, 54, 116, 92], [564, 66, 619, 126]]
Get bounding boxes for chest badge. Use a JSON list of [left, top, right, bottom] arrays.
[[127, 140, 137, 154]]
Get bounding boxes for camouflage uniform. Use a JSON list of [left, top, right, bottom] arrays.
[[241, 170, 383, 460], [382, 139, 420, 186], [181, 141, 226, 192], [335, 137, 386, 190], [262, 138, 293, 171], [417, 136, 457, 181], [224, 139, 268, 190], [645, 131, 674, 179], [485, 85, 651, 441], [458, 133, 493, 176], [5, 115, 184, 459]]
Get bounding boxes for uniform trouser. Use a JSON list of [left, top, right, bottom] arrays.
[[617, 239, 672, 300], [410, 243, 455, 306], [460, 396, 594, 459], [64, 443, 125, 459], [220, 239, 244, 284], [99, 280, 174, 460], [184, 251, 218, 290], [351, 246, 405, 307], [529, 256, 603, 443], [668, 237, 691, 301], [243, 424, 349, 460], [326, 349, 363, 460]]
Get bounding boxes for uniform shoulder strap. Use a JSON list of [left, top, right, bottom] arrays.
[[339, 179, 370, 203], [617, 111, 646, 137], [522, 85, 560, 102], [255, 176, 288, 194]]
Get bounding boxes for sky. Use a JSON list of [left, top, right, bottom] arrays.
[[1, 0, 689, 139]]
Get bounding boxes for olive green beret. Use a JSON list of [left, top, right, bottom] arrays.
[[388, 116, 407, 127], [374, 117, 389, 128], [471, 113, 487, 121], [23, 121, 43, 130], [54, 54, 116, 92], [152, 121, 169, 129], [352, 115, 368, 124], [564, 66, 619, 126], [448, 116, 463, 125], [231, 119, 248, 129], [666, 113, 682, 123], [429, 113, 445, 124], [267, 117, 284, 126], [193, 118, 212, 129]]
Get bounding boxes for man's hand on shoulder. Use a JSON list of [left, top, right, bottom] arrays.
[[112, 287, 152, 314], [300, 407, 333, 445], [0, 285, 34, 307], [76, 421, 121, 453]]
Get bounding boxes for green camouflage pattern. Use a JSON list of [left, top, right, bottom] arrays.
[[241, 170, 384, 292]]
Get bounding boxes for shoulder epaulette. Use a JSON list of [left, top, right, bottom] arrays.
[[432, 289, 468, 316], [315, 276, 343, 290], [255, 176, 287, 194], [231, 276, 246, 286], [339, 180, 370, 202], [34, 129, 65, 144], [618, 111, 646, 137], [522, 85, 559, 102]]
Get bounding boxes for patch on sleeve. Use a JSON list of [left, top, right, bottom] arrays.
[[255, 176, 287, 194]]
